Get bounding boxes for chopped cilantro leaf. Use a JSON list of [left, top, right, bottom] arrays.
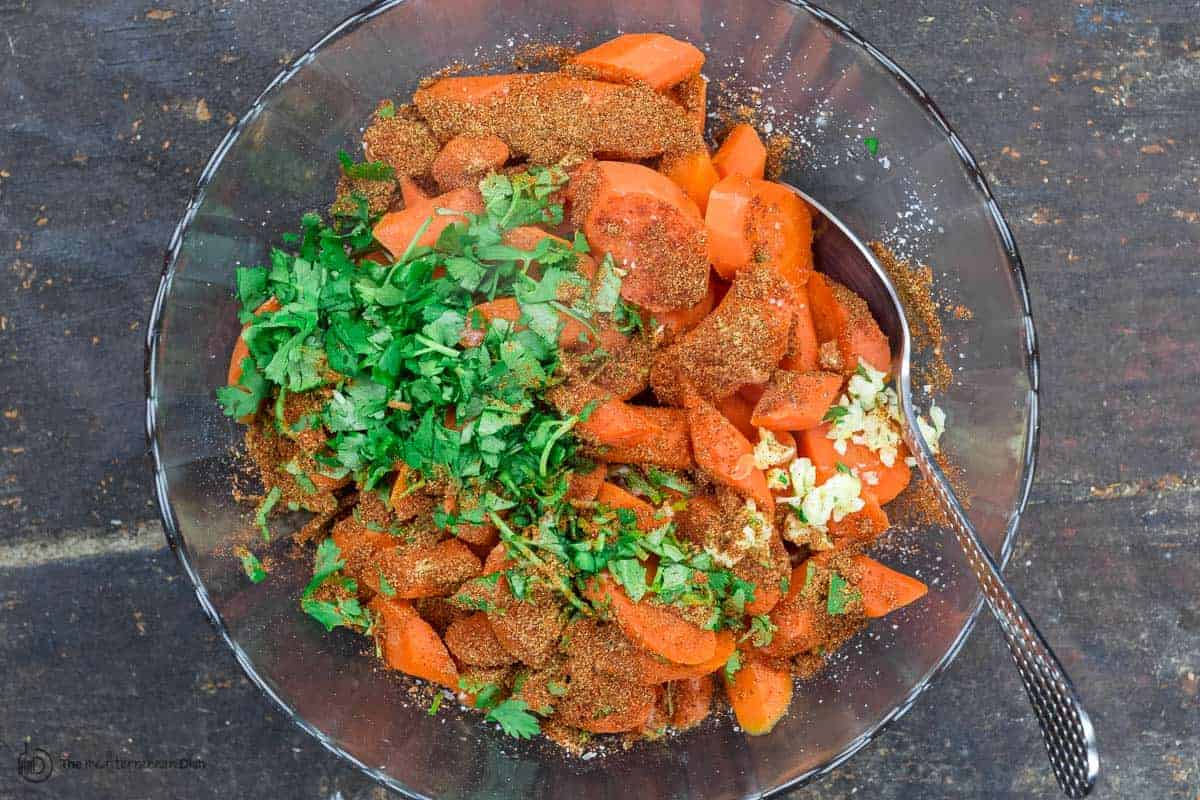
[[254, 486, 283, 542], [823, 405, 849, 423], [487, 699, 541, 739], [864, 137, 880, 156], [337, 149, 395, 181], [724, 650, 742, 680], [827, 571, 861, 616], [427, 693, 443, 716], [236, 547, 267, 584]]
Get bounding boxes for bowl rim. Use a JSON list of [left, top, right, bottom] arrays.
[[144, 1, 1040, 796]]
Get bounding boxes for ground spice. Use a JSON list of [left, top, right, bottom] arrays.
[[362, 116, 440, 178], [764, 133, 792, 181], [890, 451, 970, 529], [869, 241, 953, 392], [512, 42, 577, 70]]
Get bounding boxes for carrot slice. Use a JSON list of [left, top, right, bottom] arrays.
[[826, 492, 890, 546], [712, 123, 767, 180], [586, 575, 718, 665], [685, 391, 775, 514], [669, 73, 708, 134], [850, 554, 928, 618], [705, 175, 813, 287], [796, 423, 912, 504], [580, 160, 709, 312], [715, 390, 758, 441], [398, 176, 429, 207], [661, 149, 720, 214], [598, 406, 694, 470], [670, 674, 715, 730], [548, 382, 662, 449], [638, 630, 736, 683], [724, 655, 793, 735], [806, 274, 891, 373], [579, 691, 657, 734], [431, 134, 510, 191], [571, 33, 705, 91], [759, 562, 821, 658], [780, 284, 820, 371], [369, 596, 460, 689], [750, 370, 844, 431], [650, 275, 716, 340], [806, 272, 842, 343], [566, 461, 607, 503], [596, 481, 659, 531], [705, 175, 755, 277], [369, 539, 482, 599], [373, 186, 483, 256], [443, 611, 515, 667], [414, 74, 516, 106]]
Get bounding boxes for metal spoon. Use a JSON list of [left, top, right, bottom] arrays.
[[794, 188, 1099, 798]]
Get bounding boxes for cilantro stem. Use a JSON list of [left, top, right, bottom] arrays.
[[490, 513, 590, 615], [412, 334, 460, 358], [548, 301, 599, 340], [383, 215, 434, 283], [538, 416, 578, 477]]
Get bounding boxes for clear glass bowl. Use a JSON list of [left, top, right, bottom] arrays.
[[146, 1, 1038, 796]]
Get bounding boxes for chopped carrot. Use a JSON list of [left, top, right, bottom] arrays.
[[837, 310, 892, 375], [661, 149, 720, 213], [849, 554, 928, 618], [443, 612, 514, 667], [780, 284, 820, 371], [482, 542, 514, 575], [431, 134, 510, 191], [571, 33, 705, 91], [805, 275, 891, 372], [579, 160, 709, 312], [373, 186, 483, 256], [715, 390, 758, 441], [759, 562, 821, 658], [685, 391, 775, 514], [502, 225, 598, 282], [369, 595, 460, 689], [440, 494, 499, 547], [398, 176, 428, 207], [826, 492, 890, 546], [712, 123, 767, 180], [747, 181, 814, 289], [578, 691, 657, 733], [750, 370, 844, 431], [586, 575, 718, 665], [331, 517, 396, 587], [806, 272, 842, 343], [388, 463, 432, 521], [548, 382, 662, 448], [596, 481, 659, 531], [724, 655, 793, 735], [369, 539, 481, 598], [638, 630, 736, 683], [669, 73, 708, 134], [651, 275, 716, 341], [599, 406, 694, 470], [704, 175, 755, 277], [566, 461, 607, 503], [669, 675, 715, 730], [413, 73, 516, 106], [796, 423, 912, 504]]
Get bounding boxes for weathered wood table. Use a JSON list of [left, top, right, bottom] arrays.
[[1, 1, 1196, 798]]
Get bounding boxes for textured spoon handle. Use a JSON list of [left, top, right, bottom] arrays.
[[904, 425, 1099, 798]]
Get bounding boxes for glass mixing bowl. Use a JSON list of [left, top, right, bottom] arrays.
[[146, 1, 1038, 796]]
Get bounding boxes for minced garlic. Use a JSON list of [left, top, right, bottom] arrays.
[[826, 360, 904, 466], [752, 428, 795, 470]]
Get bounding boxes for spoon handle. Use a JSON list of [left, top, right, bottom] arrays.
[[903, 422, 1099, 798]]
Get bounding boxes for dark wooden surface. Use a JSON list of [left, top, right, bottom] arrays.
[[1, 1, 1197, 798]]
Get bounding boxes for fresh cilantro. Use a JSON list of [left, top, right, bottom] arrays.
[[236, 547, 267, 584], [607, 558, 649, 603], [546, 680, 568, 697], [743, 614, 777, 648], [427, 693, 443, 716], [835, 461, 852, 474], [217, 358, 270, 418], [337, 149, 395, 181], [724, 650, 742, 680], [864, 137, 880, 156], [827, 571, 861, 616], [779, 575, 791, 596], [377, 100, 396, 119], [254, 486, 283, 542], [823, 405, 849, 423], [378, 569, 397, 598], [301, 595, 372, 632], [487, 698, 541, 739]]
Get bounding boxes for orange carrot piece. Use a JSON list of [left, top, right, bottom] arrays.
[[715, 390, 758, 442], [638, 630, 736, 683], [826, 491, 890, 546], [586, 575, 718, 666], [369, 539, 482, 599], [414, 74, 517, 106], [750, 370, 844, 431], [661, 149, 720, 214], [780, 284, 820, 371], [373, 186, 483, 256], [579, 160, 709, 312], [596, 481, 659, 531], [571, 33, 705, 91], [837, 310, 892, 375], [685, 392, 775, 514], [431, 134, 509, 191], [850, 554, 928, 618], [566, 461, 607, 503], [482, 542, 514, 575], [579, 691, 657, 734], [651, 276, 716, 341], [748, 181, 814, 289], [796, 423, 912, 504], [398, 176, 429, 207], [712, 123, 767, 180], [670, 674, 715, 730], [724, 655, 793, 735], [805, 276, 890, 372], [599, 406, 695, 470], [705, 175, 755, 278], [502, 225, 598, 282], [443, 611, 514, 667], [759, 562, 822, 658], [369, 596, 460, 689], [806, 273, 842, 343]]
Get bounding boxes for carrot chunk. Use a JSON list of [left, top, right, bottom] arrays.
[[638, 630, 736, 683], [369, 539, 481, 599], [780, 284, 820, 371], [431, 134, 510, 191], [806, 274, 891, 373], [596, 481, 659, 531], [669, 674, 715, 729], [796, 423, 912, 505], [685, 391, 775, 514], [849, 555, 928, 618], [826, 492, 890, 546], [226, 296, 281, 387], [566, 461, 608, 503], [586, 575, 718, 665], [598, 406, 694, 470], [661, 149, 720, 213], [750, 370, 844, 431], [369, 596, 460, 689], [571, 33, 705, 91], [712, 123, 767, 180], [724, 655, 793, 735], [373, 186, 483, 256], [705, 175, 813, 287]]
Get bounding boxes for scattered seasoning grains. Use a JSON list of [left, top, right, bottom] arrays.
[[869, 241, 953, 392], [764, 133, 793, 180]]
